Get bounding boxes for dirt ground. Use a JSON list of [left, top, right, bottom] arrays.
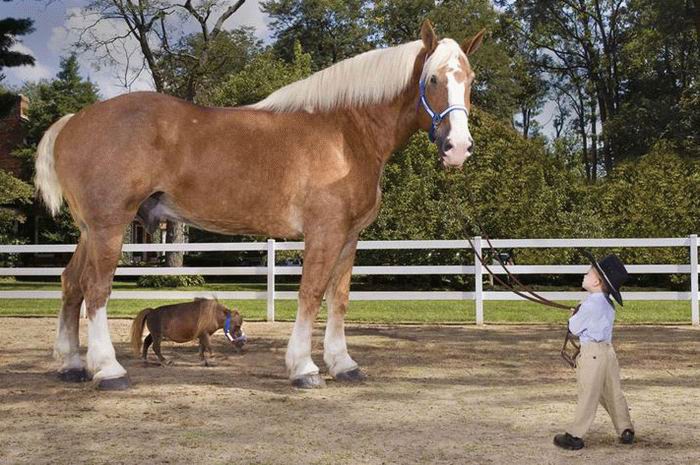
[[0, 318, 698, 465]]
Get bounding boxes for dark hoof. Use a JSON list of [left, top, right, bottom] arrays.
[[334, 368, 367, 383], [57, 368, 88, 383], [291, 373, 326, 389], [620, 429, 635, 444], [96, 376, 130, 391]]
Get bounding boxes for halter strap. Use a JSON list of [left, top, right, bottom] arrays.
[[224, 312, 234, 342], [419, 79, 469, 143], [223, 311, 247, 344]]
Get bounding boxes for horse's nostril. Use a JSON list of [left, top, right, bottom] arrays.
[[443, 141, 453, 152]]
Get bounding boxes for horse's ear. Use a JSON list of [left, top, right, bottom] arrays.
[[420, 20, 438, 56], [461, 28, 486, 56]]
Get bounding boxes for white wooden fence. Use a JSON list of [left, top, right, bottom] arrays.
[[0, 235, 698, 325]]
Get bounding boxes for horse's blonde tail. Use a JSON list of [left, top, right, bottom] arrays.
[[130, 308, 153, 356], [35, 114, 74, 217]]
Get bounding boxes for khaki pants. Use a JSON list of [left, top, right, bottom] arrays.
[[568, 342, 634, 438]]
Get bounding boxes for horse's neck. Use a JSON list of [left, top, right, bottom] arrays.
[[345, 86, 421, 166]]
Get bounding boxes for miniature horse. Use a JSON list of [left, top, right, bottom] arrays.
[[37, 20, 485, 389], [130, 298, 244, 366]]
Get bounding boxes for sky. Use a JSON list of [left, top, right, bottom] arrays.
[[2, 0, 271, 97]]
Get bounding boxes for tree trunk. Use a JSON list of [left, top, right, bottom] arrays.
[[590, 99, 598, 182], [165, 221, 187, 267]]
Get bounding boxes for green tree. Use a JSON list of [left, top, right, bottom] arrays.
[[0, 0, 35, 115], [607, 0, 699, 159], [0, 1, 35, 80], [20, 55, 100, 147], [0, 169, 33, 247], [161, 27, 264, 104], [206, 41, 312, 107], [261, 0, 374, 68], [587, 141, 700, 288]]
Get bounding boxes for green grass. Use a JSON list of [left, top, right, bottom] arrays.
[[0, 297, 693, 324]]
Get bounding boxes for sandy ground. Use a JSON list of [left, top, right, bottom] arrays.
[[0, 318, 698, 465]]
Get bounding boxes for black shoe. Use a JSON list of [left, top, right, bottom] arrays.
[[620, 429, 635, 444], [554, 433, 585, 450]]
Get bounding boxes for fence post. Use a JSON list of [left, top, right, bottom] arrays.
[[267, 239, 276, 322], [473, 236, 484, 325], [691, 234, 698, 326]]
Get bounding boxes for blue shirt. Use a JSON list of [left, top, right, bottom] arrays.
[[568, 292, 615, 343]]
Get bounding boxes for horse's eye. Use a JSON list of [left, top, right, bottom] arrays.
[[430, 75, 437, 85]]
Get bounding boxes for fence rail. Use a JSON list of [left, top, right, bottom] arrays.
[[0, 236, 698, 325]]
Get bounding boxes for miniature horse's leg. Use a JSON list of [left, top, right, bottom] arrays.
[[142, 334, 153, 360], [54, 237, 88, 382], [286, 227, 348, 388], [198, 333, 212, 367], [81, 224, 130, 390], [152, 334, 170, 365], [323, 236, 365, 382]]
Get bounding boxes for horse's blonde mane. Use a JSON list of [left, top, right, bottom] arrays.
[[194, 299, 221, 338], [250, 39, 468, 113], [250, 40, 426, 113]]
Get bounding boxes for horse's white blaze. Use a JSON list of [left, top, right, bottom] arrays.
[[54, 313, 82, 370], [323, 310, 357, 377], [445, 57, 472, 155], [87, 305, 127, 380], [286, 317, 319, 379]]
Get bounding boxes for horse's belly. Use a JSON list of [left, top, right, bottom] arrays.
[[140, 192, 304, 239]]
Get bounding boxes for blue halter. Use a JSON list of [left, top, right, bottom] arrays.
[[224, 312, 247, 345], [419, 79, 470, 143], [224, 312, 232, 334]]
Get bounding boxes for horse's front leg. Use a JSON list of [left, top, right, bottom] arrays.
[[198, 333, 213, 367], [286, 228, 348, 389], [323, 237, 365, 382]]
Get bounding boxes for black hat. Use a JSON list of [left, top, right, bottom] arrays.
[[582, 251, 629, 306]]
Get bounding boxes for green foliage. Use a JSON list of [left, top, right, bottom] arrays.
[[0, 14, 35, 82], [206, 42, 312, 107], [136, 275, 206, 288], [159, 27, 264, 103], [21, 55, 100, 148], [262, 0, 374, 68], [0, 169, 33, 244]]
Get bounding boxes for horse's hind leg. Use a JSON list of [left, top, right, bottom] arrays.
[[323, 237, 365, 382], [142, 334, 153, 360], [81, 224, 130, 389], [54, 237, 88, 382]]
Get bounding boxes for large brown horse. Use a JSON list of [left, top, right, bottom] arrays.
[[36, 21, 484, 389]]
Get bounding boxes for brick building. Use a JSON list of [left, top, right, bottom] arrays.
[[0, 94, 29, 177]]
